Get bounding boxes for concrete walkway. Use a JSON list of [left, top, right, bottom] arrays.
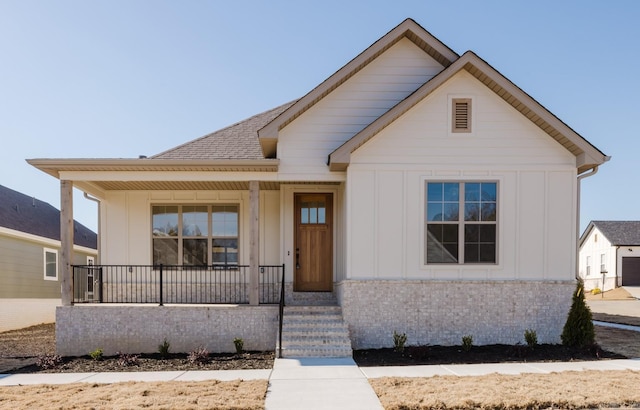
[[3, 357, 640, 409], [266, 358, 383, 410]]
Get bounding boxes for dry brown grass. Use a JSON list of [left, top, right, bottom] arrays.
[[0, 379, 267, 410], [585, 287, 635, 300], [371, 370, 640, 410]]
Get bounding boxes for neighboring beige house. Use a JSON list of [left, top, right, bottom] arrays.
[[29, 19, 608, 356], [579, 221, 640, 292], [0, 184, 97, 332]]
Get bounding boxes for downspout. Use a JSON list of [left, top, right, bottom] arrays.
[[575, 166, 600, 281], [84, 192, 101, 265]]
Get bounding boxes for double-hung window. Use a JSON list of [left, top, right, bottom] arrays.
[[43, 248, 58, 280], [152, 205, 238, 266], [425, 182, 497, 264]]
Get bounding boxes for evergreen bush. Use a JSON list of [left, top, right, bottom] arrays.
[[561, 280, 595, 347]]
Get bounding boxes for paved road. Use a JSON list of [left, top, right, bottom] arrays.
[[587, 299, 640, 317]]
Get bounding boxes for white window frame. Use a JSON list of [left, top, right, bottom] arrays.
[[43, 248, 58, 281], [586, 256, 591, 276], [151, 204, 240, 266], [424, 181, 498, 265], [600, 253, 606, 274]]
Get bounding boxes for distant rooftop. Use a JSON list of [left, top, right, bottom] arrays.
[[0, 184, 97, 249], [588, 221, 640, 246]]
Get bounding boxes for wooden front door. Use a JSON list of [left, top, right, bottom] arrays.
[[294, 193, 333, 291]]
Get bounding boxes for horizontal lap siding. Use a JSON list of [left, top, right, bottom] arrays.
[[0, 236, 60, 298], [278, 38, 444, 176]]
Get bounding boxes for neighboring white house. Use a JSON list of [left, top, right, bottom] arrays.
[[28, 18, 609, 355], [0, 184, 97, 332], [579, 221, 640, 291]]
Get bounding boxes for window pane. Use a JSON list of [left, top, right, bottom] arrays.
[[213, 205, 238, 237], [309, 205, 318, 224], [443, 203, 459, 221], [45, 251, 57, 278], [153, 206, 179, 237], [481, 183, 497, 201], [213, 238, 238, 265], [153, 238, 178, 265], [318, 206, 326, 223], [443, 183, 459, 201], [301, 206, 309, 224], [426, 224, 458, 263], [182, 206, 208, 236], [427, 202, 443, 221], [427, 183, 443, 201], [481, 203, 496, 221], [465, 183, 480, 201], [183, 239, 207, 265], [464, 224, 496, 263], [465, 203, 480, 221]]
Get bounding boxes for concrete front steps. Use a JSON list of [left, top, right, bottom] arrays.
[[278, 305, 353, 358]]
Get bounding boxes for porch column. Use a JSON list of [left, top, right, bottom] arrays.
[[249, 180, 260, 305], [60, 180, 74, 306]]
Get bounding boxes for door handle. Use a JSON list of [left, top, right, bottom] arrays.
[[296, 248, 301, 269]]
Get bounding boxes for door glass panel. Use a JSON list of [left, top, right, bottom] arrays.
[[300, 199, 326, 225]]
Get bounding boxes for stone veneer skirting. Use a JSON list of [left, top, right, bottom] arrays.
[[56, 305, 278, 356], [336, 280, 575, 349]]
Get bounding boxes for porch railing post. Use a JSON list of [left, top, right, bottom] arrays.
[[159, 264, 164, 306], [249, 181, 260, 305]]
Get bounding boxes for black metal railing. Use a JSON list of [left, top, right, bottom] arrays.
[[278, 262, 286, 358], [72, 264, 284, 305]]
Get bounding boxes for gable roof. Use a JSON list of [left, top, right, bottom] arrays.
[[0, 184, 97, 249], [153, 101, 295, 160], [328, 50, 609, 173], [581, 221, 640, 247], [257, 18, 459, 157]]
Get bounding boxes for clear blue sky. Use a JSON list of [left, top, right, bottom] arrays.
[[1, 1, 638, 234]]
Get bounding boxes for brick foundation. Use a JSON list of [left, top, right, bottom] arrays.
[[56, 305, 278, 356], [336, 280, 575, 349]]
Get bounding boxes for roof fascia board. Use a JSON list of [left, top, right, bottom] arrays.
[[58, 170, 283, 182], [27, 158, 280, 179], [330, 51, 608, 171], [0, 226, 97, 254], [258, 19, 459, 143]]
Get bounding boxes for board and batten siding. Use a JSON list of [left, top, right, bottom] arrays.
[[277, 38, 445, 177], [345, 70, 577, 281], [100, 190, 281, 266]]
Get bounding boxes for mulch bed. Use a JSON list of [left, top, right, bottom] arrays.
[[9, 351, 275, 374], [353, 343, 625, 367]]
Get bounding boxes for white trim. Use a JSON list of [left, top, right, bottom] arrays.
[[43, 247, 58, 281], [0, 226, 97, 255]]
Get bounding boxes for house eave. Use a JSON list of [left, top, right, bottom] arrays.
[[27, 158, 281, 179], [257, 18, 459, 150]]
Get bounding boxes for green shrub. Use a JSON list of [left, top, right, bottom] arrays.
[[89, 348, 103, 361], [524, 329, 538, 348], [157, 338, 171, 358], [561, 281, 595, 347], [233, 337, 244, 354], [461, 335, 473, 352], [393, 331, 407, 353]]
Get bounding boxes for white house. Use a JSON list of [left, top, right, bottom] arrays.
[[28, 19, 608, 356], [579, 221, 640, 292]]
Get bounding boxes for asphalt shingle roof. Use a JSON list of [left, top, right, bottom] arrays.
[[152, 101, 296, 160], [0, 184, 97, 249], [591, 221, 640, 246]]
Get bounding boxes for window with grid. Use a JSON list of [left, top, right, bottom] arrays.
[[43, 248, 58, 280], [425, 182, 497, 264], [152, 205, 238, 266]]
